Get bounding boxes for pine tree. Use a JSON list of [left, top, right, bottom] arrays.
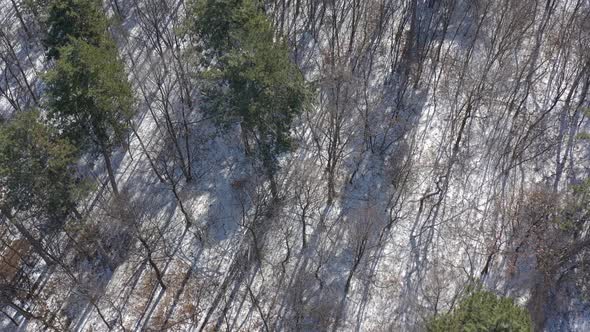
[[187, 0, 241, 58], [44, 38, 134, 196], [43, 0, 108, 59], [0, 111, 82, 263], [427, 290, 532, 332], [192, 0, 310, 199]]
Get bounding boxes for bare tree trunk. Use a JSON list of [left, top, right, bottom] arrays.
[[9, 0, 31, 39], [1, 210, 54, 266], [138, 236, 167, 290], [102, 148, 119, 197]]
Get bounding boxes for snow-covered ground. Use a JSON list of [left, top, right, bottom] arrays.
[[1, 0, 590, 331]]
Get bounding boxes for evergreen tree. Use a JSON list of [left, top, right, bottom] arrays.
[[427, 290, 532, 332], [44, 38, 134, 196], [0, 111, 82, 263], [192, 0, 310, 199], [43, 0, 108, 59], [187, 0, 241, 58]]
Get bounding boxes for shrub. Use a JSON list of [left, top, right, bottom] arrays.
[[427, 290, 532, 332]]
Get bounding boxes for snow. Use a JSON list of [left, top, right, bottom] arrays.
[[1, 0, 590, 331]]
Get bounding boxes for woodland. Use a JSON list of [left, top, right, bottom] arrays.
[[0, 0, 589, 331]]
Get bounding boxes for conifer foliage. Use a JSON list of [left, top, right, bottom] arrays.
[[43, 0, 108, 59], [427, 290, 532, 332], [0, 111, 82, 266], [0, 110, 79, 224], [189, 0, 310, 199], [43, 0, 134, 196]]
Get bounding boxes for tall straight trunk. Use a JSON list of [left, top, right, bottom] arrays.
[[10, 0, 31, 39], [102, 148, 119, 197], [112, 0, 123, 18], [241, 127, 252, 156], [0, 30, 38, 107], [1, 210, 54, 265], [268, 171, 278, 201], [261, 147, 278, 201], [301, 203, 308, 250]]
